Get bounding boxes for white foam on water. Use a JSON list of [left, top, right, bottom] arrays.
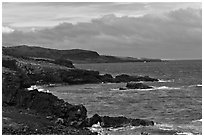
[[188, 84, 202, 87], [155, 123, 175, 131], [197, 84, 202, 87], [27, 85, 38, 90], [88, 122, 107, 135], [108, 127, 125, 131], [107, 125, 141, 132], [111, 88, 155, 91], [61, 92, 69, 95], [27, 85, 50, 93], [154, 86, 180, 90], [134, 88, 155, 91], [111, 88, 120, 91], [176, 132, 193, 135], [158, 79, 174, 83], [111, 86, 181, 92], [192, 119, 202, 122]]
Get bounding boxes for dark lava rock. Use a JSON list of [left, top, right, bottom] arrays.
[[2, 67, 89, 128], [85, 114, 102, 127], [14, 89, 88, 127], [60, 69, 101, 84], [101, 116, 154, 128], [114, 74, 131, 83], [2, 67, 34, 106], [101, 116, 130, 128], [98, 74, 114, 83], [126, 82, 153, 89], [85, 114, 154, 128], [131, 119, 154, 126]]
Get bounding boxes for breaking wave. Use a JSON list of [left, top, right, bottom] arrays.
[[154, 86, 180, 90], [158, 79, 174, 83], [111, 86, 181, 91], [188, 84, 202, 87], [27, 85, 50, 93]]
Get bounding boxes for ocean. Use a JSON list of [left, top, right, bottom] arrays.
[[42, 60, 202, 135]]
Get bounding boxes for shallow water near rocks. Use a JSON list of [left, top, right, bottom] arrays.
[[43, 60, 202, 135]]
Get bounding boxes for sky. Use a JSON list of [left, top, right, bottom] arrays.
[[2, 2, 202, 59]]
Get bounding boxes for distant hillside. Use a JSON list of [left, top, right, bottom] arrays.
[[2, 45, 162, 63]]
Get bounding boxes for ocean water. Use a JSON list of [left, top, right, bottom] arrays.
[[43, 60, 202, 135]]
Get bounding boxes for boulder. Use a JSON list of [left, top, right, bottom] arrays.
[[137, 76, 159, 82], [126, 82, 152, 89], [114, 74, 131, 82], [130, 119, 154, 126], [85, 115, 155, 128], [98, 74, 114, 83], [101, 116, 130, 128], [85, 114, 102, 127]]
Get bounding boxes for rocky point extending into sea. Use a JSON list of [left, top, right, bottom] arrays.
[[2, 54, 158, 135]]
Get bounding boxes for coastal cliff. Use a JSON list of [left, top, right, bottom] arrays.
[[3, 45, 162, 64]]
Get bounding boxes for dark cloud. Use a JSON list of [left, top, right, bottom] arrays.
[[2, 8, 202, 59]]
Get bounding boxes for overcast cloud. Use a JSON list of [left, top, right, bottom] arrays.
[[2, 2, 202, 59]]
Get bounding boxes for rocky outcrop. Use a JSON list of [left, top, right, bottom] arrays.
[[59, 69, 101, 84], [115, 74, 158, 83], [85, 114, 154, 128], [2, 68, 88, 128], [34, 58, 75, 68], [15, 89, 88, 127], [126, 82, 153, 89], [2, 67, 34, 106], [98, 74, 114, 83], [2, 65, 89, 128], [2, 55, 159, 85], [2, 55, 102, 85], [2, 68, 21, 105]]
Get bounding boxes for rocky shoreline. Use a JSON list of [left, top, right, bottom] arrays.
[[2, 55, 157, 135]]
